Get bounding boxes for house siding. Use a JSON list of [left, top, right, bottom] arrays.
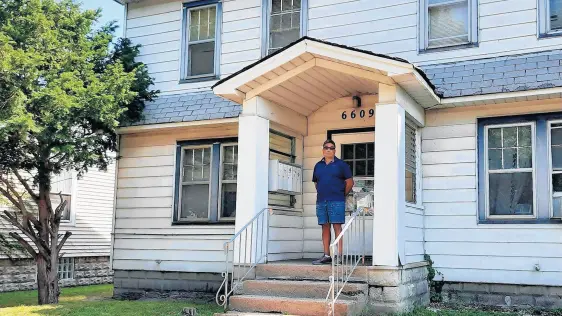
[[127, 0, 262, 96], [0, 164, 115, 259], [113, 123, 239, 273], [422, 99, 562, 286]]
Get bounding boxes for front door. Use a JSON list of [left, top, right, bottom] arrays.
[[332, 131, 374, 256]]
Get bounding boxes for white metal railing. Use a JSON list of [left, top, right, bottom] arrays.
[[326, 206, 369, 316], [216, 208, 271, 310]]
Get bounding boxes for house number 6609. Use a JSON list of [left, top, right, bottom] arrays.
[[341, 109, 374, 120]]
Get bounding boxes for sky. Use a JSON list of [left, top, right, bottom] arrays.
[[80, 0, 125, 37]]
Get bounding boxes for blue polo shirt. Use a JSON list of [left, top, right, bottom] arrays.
[[312, 157, 353, 202]]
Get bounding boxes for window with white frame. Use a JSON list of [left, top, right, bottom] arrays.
[[220, 144, 238, 219], [540, 0, 562, 35], [405, 121, 417, 204], [58, 257, 74, 280], [174, 139, 238, 223], [50, 170, 73, 222], [181, 1, 221, 80], [263, 0, 307, 55], [479, 113, 562, 223], [485, 124, 535, 217], [420, 0, 477, 50], [551, 122, 562, 217]]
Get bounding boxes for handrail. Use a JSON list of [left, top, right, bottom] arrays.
[[216, 207, 271, 310], [326, 206, 368, 316]]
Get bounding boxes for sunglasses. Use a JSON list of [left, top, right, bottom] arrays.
[[323, 146, 335, 150]]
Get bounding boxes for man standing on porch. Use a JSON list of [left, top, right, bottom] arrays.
[[312, 139, 354, 265]]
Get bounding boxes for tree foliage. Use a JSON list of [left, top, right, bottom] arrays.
[[0, 0, 157, 304]]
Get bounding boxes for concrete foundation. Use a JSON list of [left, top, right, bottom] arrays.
[[0, 256, 112, 292], [441, 282, 562, 309], [366, 262, 430, 313], [112, 270, 224, 300]]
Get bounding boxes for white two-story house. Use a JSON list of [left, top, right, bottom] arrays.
[[112, 0, 562, 314]]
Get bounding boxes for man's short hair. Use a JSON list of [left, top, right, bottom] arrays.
[[323, 139, 336, 147]]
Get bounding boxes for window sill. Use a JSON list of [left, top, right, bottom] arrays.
[[405, 203, 424, 211], [179, 76, 219, 84], [419, 42, 478, 54], [478, 218, 562, 225], [172, 221, 235, 226], [538, 32, 562, 40]]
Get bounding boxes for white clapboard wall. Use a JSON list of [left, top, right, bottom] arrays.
[[422, 99, 562, 286]]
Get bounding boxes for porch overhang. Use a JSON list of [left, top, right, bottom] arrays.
[[213, 37, 441, 115]]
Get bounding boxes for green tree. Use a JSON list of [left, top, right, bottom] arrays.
[[0, 0, 157, 304]]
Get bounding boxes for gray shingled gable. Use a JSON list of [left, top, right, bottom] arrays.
[[420, 49, 562, 98], [128, 91, 242, 126]]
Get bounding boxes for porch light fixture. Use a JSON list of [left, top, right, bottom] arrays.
[[352, 96, 362, 108]]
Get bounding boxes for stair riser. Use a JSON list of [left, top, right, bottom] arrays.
[[241, 281, 367, 299], [229, 296, 351, 316], [256, 264, 366, 281]]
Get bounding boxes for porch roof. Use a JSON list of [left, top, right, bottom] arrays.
[[213, 37, 441, 115]]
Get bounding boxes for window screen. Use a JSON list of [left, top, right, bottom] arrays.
[[185, 5, 217, 77], [268, 0, 301, 54], [427, 0, 470, 48]]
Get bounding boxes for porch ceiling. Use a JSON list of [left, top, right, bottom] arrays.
[[213, 37, 441, 115]]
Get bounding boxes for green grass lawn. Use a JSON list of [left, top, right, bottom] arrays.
[[0, 284, 223, 316]]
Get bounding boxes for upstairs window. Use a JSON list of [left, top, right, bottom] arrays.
[[419, 0, 477, 50], [263, 0, 308, 56], [540, 0, 562, 36], [181, 0, 222, 81]]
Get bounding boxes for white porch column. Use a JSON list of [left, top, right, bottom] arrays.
[[235, 114, 270, 232], [373, 93, 406, 267]]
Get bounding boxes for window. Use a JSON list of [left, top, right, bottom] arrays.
[[419, 0, 477, 50], [181, 0, 221, 80], [550, 122, 562, 217], [269, 130, 296, 208], [58, 257, 74, 280], [485, 124, 535, 218], [50, 170, 73, 222], [220, 144, 238, 219], [540, 0, 562, 35], [263, 0, 308, 56], [342, 143, 374, 178], [478, 113, 562, 223], [405, 121, 417, 204], [174, 139, 238, 223], [50, 193, 71, 221]]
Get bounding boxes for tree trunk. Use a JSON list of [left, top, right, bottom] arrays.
[[36, 255, 59, 304], [36, 180, 60, 305]]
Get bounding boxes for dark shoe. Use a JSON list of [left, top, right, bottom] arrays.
[[312, 255, 332, 265], [334, 256, 343, 265]]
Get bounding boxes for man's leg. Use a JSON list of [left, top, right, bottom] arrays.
[[333, 223, 343, 256], [322, 223, 331, 255]]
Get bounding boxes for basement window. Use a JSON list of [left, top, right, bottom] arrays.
[[58, 257, 75, 280]]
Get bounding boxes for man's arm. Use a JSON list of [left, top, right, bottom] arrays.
[[344, 178, 354, 196]]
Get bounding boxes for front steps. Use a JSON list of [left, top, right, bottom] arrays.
[[223, 261, 368, 316]]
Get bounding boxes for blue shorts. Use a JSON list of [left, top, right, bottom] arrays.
[[316, 201, 345, 225]]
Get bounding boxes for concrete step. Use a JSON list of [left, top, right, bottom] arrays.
[[215, 312, 293, 316], [256, 262, 367, 281], [240, 279, 367, 300], [229, 295, 355, 316]]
